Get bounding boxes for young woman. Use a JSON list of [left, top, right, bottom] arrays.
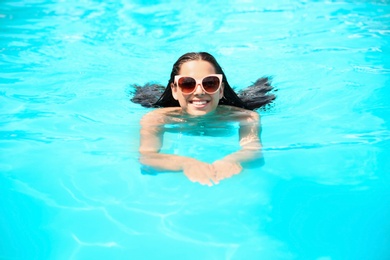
[[131, 52, 275, 186]]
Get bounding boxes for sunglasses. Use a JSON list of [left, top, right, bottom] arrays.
[[174, 74, 223, 95]]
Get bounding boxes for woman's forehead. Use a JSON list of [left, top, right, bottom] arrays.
[[178, 60, 216, 77]]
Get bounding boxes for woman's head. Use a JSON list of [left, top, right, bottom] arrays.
[[131, 52, 275, 110], [154, 52, 247, 111], [171, 59, 224, 115], [168, 52, 225, 85]]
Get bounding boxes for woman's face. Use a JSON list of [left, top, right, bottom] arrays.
[[171, 60, 224, 116]]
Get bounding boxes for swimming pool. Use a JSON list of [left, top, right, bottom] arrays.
[[1, 0, 389, 259]]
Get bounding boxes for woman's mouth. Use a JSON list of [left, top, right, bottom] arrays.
[[190, 100, 209, 108]]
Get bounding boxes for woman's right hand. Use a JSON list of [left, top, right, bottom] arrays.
[[212, 159, 243, 181], [182, 159, 219, 186]]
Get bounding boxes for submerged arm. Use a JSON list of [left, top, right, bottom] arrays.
[[213, 111, 263, 179], [139, 110, 218, 185], [225, 112, 262, 163], [139, 111, 190, 171]]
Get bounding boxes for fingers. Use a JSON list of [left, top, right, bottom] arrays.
[[202, 164, 221, 185], [207, 168, 220, 185], [214, 161, 242, 181], [183, 162, 218, 186], [183, 160, 243, 186]]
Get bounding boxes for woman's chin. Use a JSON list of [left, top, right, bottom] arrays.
[[187, 110, 208, 116], [186, 108, 214, 116]]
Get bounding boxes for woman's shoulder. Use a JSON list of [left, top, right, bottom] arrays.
[[141, 107, 182, 125], [217, 105, 259, 119]]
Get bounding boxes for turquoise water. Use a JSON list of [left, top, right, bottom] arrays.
[[1, 0, 390, 259]]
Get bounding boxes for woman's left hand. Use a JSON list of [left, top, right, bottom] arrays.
[[212, 160, 243, 181]]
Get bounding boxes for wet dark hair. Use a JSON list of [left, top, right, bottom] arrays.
[[130, 52, 276, 110]]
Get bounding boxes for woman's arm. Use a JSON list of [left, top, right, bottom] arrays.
[[213, 111, 263, 179], [226, 111, 262, 162], [139, 110, 218, 185]]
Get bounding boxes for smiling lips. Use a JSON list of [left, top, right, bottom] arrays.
[[190, 100, 209, 108]]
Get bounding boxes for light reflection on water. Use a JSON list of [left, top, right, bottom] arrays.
[[1, 0, 390, 259]]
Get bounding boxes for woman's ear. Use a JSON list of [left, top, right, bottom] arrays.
[[171, 83, 178, 100], [219, 83, 224, 99]]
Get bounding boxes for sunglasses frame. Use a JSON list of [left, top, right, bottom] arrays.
[[174, 74, 223, 95]]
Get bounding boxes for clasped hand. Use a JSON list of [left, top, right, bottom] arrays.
[[182, 159, 242, 186]]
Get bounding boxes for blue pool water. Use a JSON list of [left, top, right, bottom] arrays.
[[1, 0, 390, 259]]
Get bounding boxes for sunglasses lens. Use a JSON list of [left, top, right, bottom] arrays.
[[202, 76, 220, 93], [178, 77, 196, 93]]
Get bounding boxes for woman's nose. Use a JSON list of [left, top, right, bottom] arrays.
[[193, 84, 204, 94]]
